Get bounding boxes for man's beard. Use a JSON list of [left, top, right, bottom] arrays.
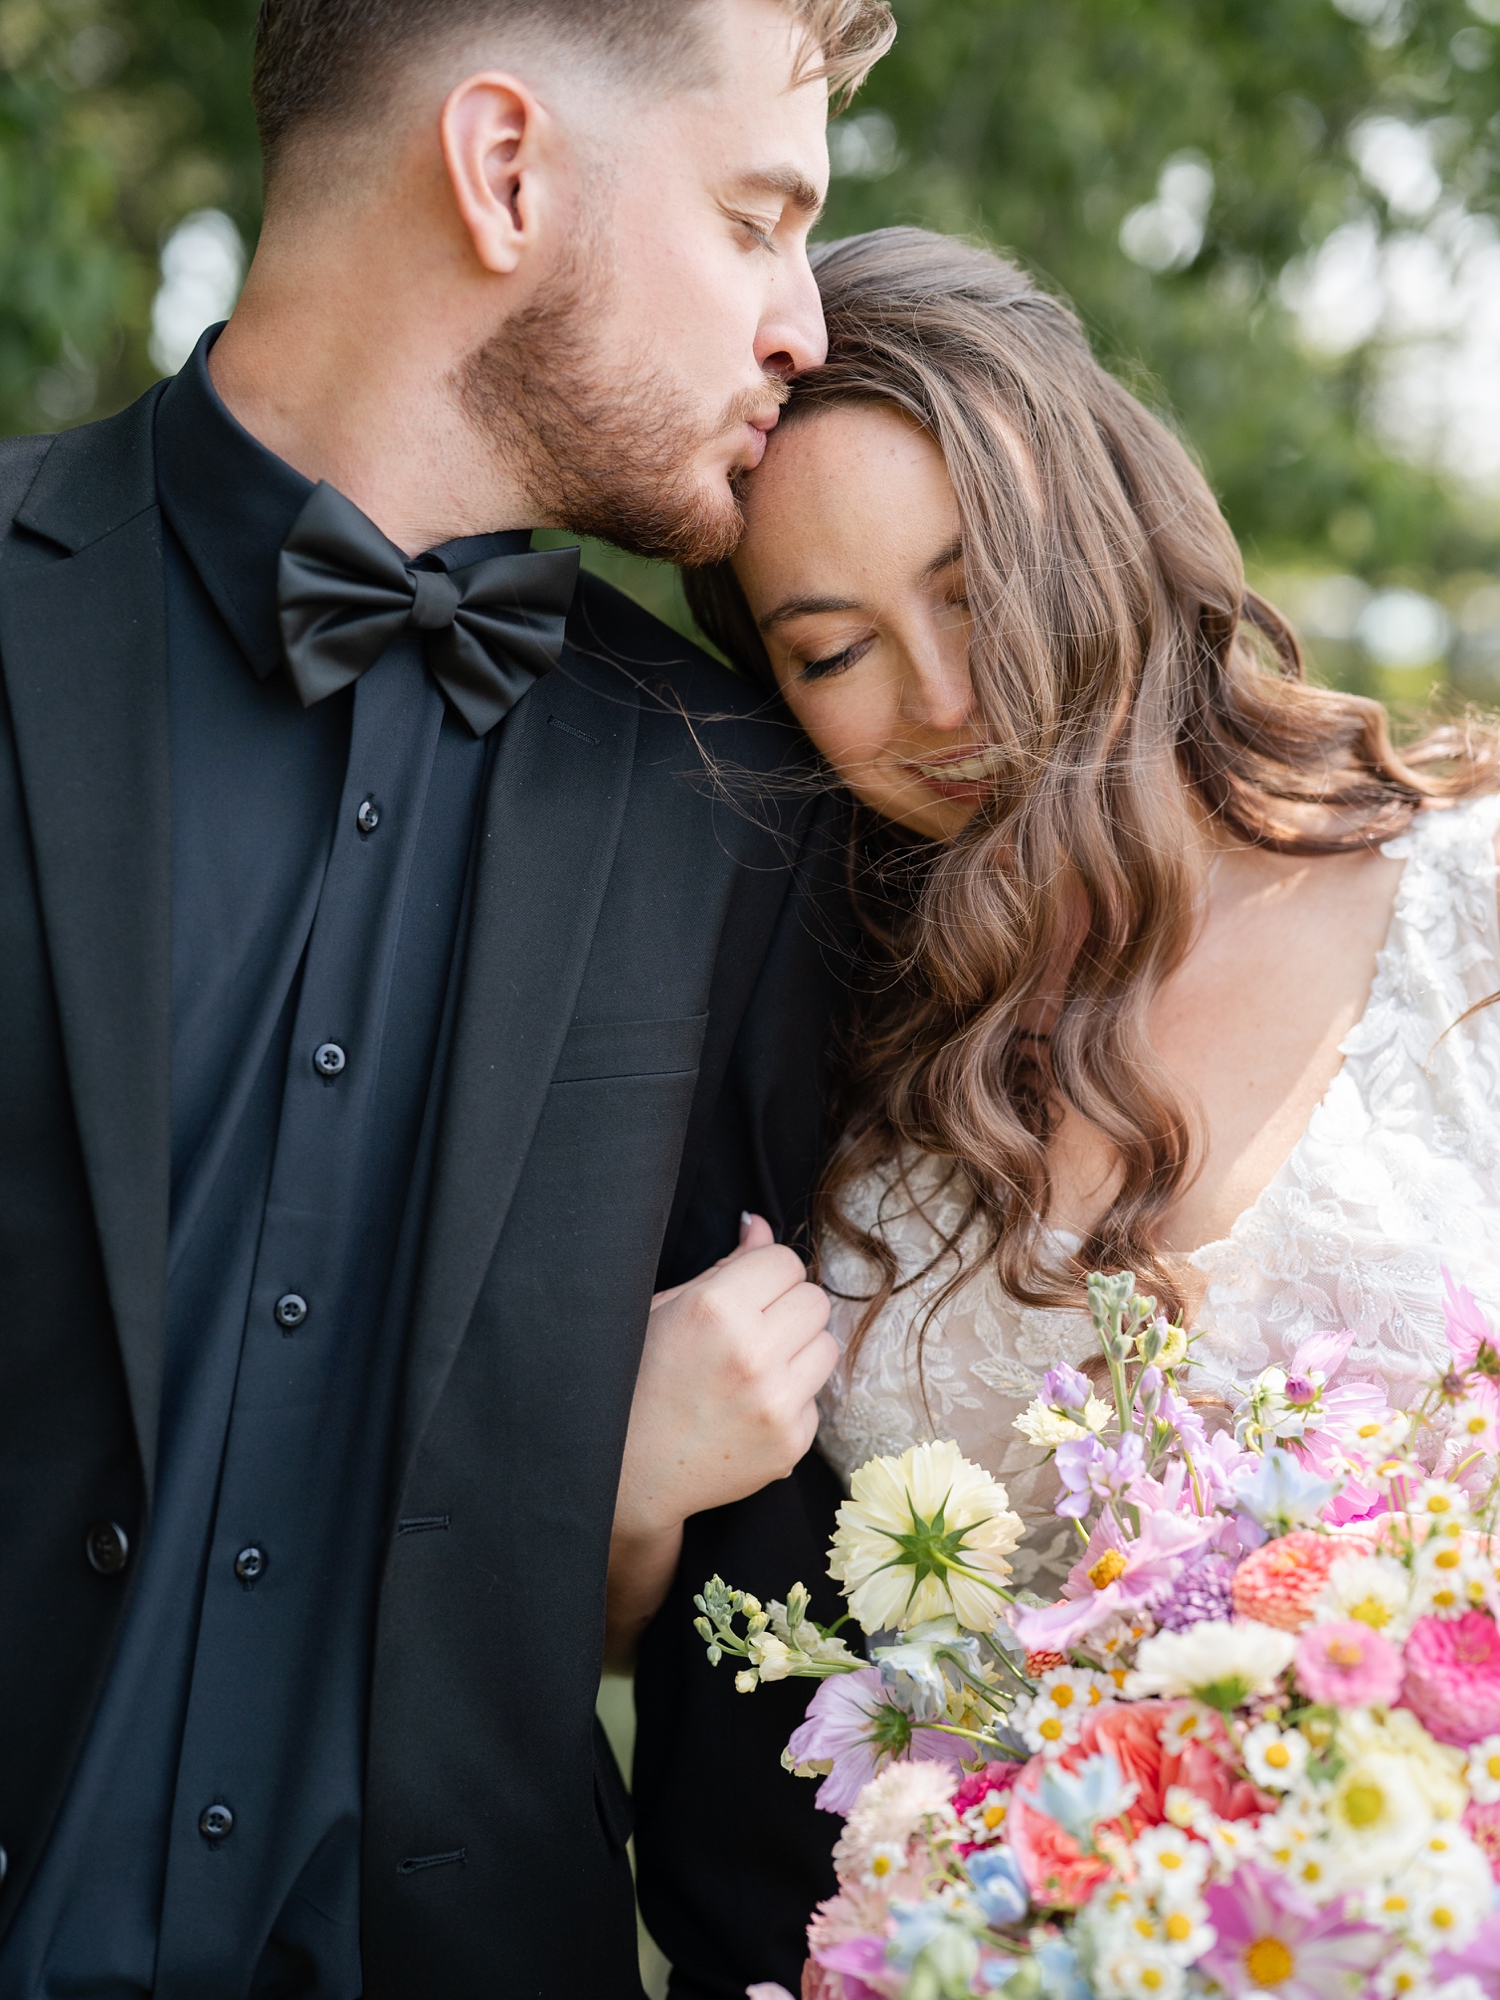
[[457, 246, 781, 567]]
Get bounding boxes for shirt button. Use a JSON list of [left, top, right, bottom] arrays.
[[274, 1292, 308, 1329], [313, 1041, 346, 1077], [234, 1545, 266, 1583], [199, 1803, 234, 1842], [84, 1520, 130, 1575], [356, 797, 380, 835]]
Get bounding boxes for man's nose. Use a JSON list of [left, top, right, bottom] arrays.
[[755, 250, 828, 379]]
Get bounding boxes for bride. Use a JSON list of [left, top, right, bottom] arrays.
[[677, 224, 1500, 1591]]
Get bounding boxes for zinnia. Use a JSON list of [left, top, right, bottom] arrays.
[[1294, 1618, 1404, 1707], [1231, 1529, 1346, 1631], [1403, 1610, 1500, 1746]]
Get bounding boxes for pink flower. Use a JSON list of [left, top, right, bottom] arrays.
[[1199, 1864, 1390, 1997], [1445, 1268, 1500, 1424], [1232, 1531, 1352, 1632], [1403, 1611, 1500, 1747], [1294, 1619, 1404, 1707], [1281, 1330, 1397, 1482], [1012, 1509, 1211, 1652], [804, 1882, 902, 2000], [1464, 1799, 1500, 1882], [951, 1760, 1022, 1856], [784, 1667, 967, 1816]]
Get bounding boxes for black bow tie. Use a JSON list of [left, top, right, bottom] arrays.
[[277, 482, 579, 736]]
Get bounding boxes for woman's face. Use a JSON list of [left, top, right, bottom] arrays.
[[733, 401, 988, 840]]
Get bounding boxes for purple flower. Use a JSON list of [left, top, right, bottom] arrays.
[[1042, 1362, 1092, 1416], [784, 1667, 966, 1816], [1153, 1552, 1237, 1632], [1155, 1385, 1209, 1458], [1054, 1432, 1144, 1519]]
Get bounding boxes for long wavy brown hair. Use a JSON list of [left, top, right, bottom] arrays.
[[686, 226, 1499, 1350]]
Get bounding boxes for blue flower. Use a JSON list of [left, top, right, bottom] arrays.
[[1233, 1445, 1341, 1535], [1027, 1751, 1138, 1848], [873, 1617, 988, 1724], [886, 1900, 980, 1985], [965, 1845, 1029, 1925]]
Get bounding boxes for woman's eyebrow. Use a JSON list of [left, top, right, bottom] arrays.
[[922, 536, 965, 579], [758, 593, 864, 632]]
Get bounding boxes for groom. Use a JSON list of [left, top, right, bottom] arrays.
[[0, 3, 891, 1996]]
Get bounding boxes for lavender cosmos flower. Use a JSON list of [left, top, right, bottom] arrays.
[[782, 1665, 966, 1815]]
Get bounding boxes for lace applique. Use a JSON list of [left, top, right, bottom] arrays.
[[817, 797, 1500, 1594]]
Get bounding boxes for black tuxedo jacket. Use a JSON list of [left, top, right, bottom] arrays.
[[0, 391, 846, 1998]]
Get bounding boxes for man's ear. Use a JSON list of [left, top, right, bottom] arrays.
[[440, 71, 553, 276]]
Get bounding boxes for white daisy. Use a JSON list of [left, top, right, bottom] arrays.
[[1313, 1551, 1415, 1639], [1130, 1824, 1210, 1904], [1413, 1476, 1472, 1523], [1467, 1733, 1500, 1804], [1242, 1721, 1311, 1791]]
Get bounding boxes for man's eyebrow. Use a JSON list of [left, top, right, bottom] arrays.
[[730, 165, 825, 222], [759, 592, 862, 632]]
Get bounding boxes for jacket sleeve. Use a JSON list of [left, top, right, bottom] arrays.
[[632, 800, 854, 2000]]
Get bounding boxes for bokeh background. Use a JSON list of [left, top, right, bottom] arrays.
[[9, 0, 1500, 708]]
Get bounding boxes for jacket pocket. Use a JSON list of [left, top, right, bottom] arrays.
[[553, 1013, 708, 1084]]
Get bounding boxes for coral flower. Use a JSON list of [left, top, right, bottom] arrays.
[[1199, 1864, 1390, 1997], [1403, 1611, 1500, 1747], [1232, 1531, 1351, 1632], [1007, 1698, 1265, 1907], [1294, 1619, 1404, 1708]]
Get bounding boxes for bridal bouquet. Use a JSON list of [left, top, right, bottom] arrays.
[[696, 1271, 1500, 2000]]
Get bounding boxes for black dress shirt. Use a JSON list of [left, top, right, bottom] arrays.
[[0, 331, 530, 1997]]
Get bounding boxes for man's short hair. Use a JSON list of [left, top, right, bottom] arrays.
[[251, 0, 894, 183]]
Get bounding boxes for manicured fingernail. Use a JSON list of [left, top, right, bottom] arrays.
[[740, 1211, 753, 1229]]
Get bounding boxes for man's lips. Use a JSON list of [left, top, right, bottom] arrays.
[[739, 406, 782, 469]]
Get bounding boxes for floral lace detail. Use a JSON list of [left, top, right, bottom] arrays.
[[817, 797, 1500, 1593]]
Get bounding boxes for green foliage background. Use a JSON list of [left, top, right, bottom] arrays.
[[7, 0, 1500, 688]]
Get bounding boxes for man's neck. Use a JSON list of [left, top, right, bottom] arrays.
[[207, 268, 537, 558]]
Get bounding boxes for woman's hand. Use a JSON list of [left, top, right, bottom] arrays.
[[603, 1214, 837, 1670]]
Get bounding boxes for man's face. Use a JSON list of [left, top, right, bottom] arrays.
[[460, 0, 831, 564]]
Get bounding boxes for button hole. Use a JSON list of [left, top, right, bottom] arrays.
[[396, 1847, 466, 1875], [548, 715, 599, 746], [397, 1514, 451, 1536]]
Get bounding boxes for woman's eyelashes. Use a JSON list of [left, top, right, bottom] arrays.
[[798, 636, 873, 682]]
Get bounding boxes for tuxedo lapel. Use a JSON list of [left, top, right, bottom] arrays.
[[396, 651, 640, 1476], [0, 392, 171, 1494]]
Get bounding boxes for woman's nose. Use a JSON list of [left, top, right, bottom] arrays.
[[902, 651, 975, 734]]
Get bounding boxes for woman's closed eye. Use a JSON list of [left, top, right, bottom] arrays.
[[798, 637, 873, 683]]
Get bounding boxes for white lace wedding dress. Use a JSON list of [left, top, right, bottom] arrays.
[[817, 795, 1500, 1592]]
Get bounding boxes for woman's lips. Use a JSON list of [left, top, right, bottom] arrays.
[[903, 746, 1003, 799]]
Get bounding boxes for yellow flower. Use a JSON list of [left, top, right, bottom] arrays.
[[828, 1440, 1024, 1633]]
